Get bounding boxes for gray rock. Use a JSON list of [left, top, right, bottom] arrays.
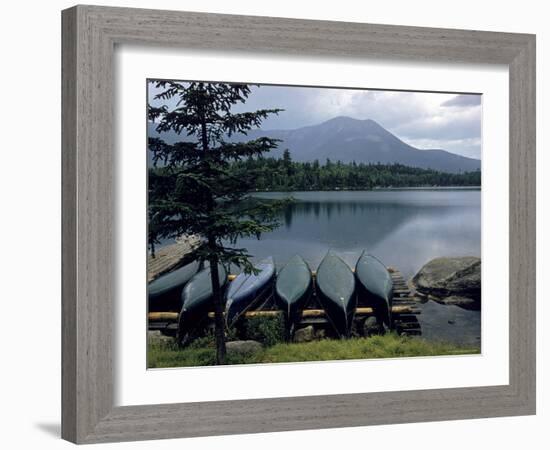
[[294, 325, 315, 343], [147, 330, 175, 346], [439, 295, 478, 307], [412, 257, 481, 309], [226, 340, 263, 355], [363, 316, 384, 337]]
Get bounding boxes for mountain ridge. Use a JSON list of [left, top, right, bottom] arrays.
[[148, 116, 480, 173]]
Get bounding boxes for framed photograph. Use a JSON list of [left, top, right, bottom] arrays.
[[62, 5, 535, 444]]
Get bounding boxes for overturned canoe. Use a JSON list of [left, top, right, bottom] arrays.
[[178, 264, 227, 340], [148, 260, 201, 312], [355, 251, 393, 327], [275, 255, 313, 337], [225, 257, 276, 328], [315, 251, 356, 337]]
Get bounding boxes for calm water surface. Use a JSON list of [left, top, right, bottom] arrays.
[[233, 190, 481, 346]]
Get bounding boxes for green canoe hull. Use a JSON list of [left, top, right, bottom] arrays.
[[178, 264, 227, 340], [315, 251, 356, 338], [225, 257, 276, 328], [147, 260, 201, 312], [355, 251, 393, 328], [275, 255, 313, 337]]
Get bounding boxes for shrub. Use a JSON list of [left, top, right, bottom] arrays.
[[241, 314, 286, 346]]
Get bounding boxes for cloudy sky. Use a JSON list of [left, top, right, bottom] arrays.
[[148, 82, 482, 159]]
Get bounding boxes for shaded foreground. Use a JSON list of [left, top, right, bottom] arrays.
[[148, 333, 480, 368]]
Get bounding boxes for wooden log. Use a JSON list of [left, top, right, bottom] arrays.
[[148, 312, 179, 321], [300, 317, 330, 325], [301, 308, 373, 318], [392, 300, 421, 306], [147, 304, 420, 323]]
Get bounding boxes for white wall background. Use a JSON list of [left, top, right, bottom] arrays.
[[0, 0, 546, 448]]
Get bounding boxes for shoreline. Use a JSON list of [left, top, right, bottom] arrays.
[[252, 186, 481, 194]]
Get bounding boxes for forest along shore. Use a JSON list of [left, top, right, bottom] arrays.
[[150, 158, 482, 192]]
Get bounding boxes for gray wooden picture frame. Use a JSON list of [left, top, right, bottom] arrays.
[[61, 5, 536, 444]]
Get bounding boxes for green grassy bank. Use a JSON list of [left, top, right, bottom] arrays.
[[147, 333, 480, 368]]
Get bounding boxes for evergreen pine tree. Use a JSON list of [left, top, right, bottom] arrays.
[[148, 81, 285, 364]]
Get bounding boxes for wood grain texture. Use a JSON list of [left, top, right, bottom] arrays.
[[61, 5, 536, 444], [508, 36, 536, 409], [147, 235, 201, 282], [61, 7, 77, 443]]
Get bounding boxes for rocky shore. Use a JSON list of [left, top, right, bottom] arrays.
[[411, 256, 481, 310]]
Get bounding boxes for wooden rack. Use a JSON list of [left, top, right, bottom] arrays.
[[148, 266, 422, 337]]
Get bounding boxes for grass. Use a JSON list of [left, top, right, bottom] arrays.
[[147, 333, 480, 368]]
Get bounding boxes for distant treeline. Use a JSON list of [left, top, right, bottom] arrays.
[[227, 150, 481, 191]]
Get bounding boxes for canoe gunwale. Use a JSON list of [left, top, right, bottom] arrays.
[[225, 259, 276, 328], [226, 278, 275, 328]]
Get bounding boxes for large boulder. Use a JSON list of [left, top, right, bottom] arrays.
[[412, 257, 481, 309], [226, 340, 263, 355]]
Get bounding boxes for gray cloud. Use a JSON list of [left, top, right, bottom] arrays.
[[393, 108, 481, 141], [440, 94, 482, 107], [406, 138, 482, 159], [148, 81, 482, 159]]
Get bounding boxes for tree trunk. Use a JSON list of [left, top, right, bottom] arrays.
[[208, 240, 226, 365], [199, 97, 226, 364]]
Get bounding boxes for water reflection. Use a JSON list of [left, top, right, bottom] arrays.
[[240, 190, 481, 280]]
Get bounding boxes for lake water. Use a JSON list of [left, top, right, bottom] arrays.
[[235, 189, 482, 347]]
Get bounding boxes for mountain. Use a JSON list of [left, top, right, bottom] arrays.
[[148, 116, 480, 173]]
